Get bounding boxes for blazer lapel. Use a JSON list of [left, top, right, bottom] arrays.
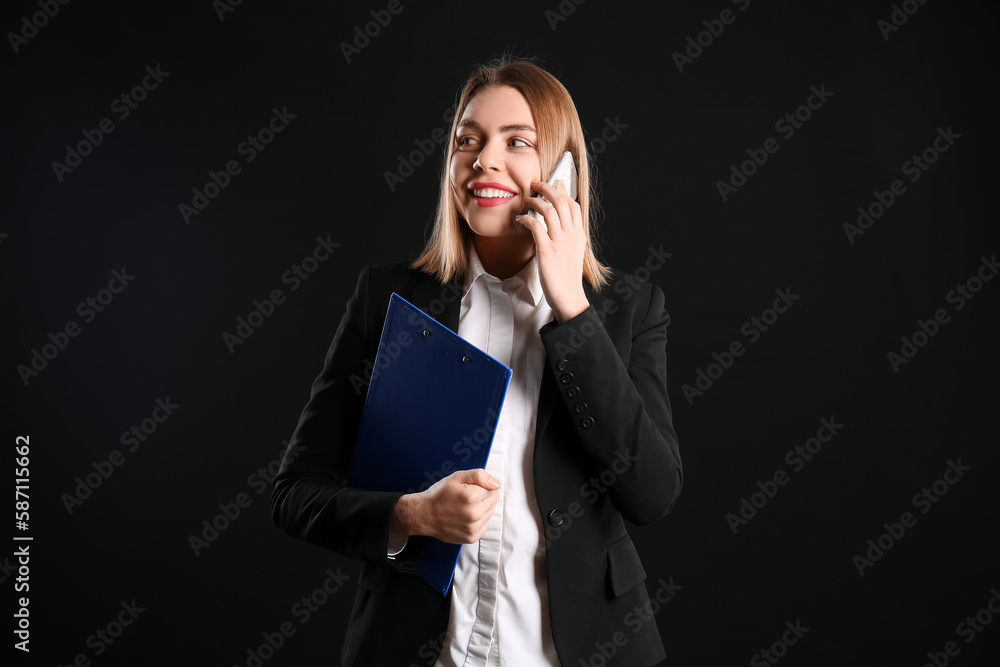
[[407, 272, 464, 333]]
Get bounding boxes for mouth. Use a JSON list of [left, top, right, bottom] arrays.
[[469, 182, 518, 208]]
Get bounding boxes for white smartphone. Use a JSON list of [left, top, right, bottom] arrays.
[[525, 150, 578, 232]]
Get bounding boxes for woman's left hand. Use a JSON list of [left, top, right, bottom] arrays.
[[516, 179, 591, 323]]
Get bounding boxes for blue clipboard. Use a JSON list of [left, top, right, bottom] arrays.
[[349, 293, 512, 595]]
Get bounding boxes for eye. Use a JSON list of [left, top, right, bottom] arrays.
[[509, 137, 531, 148], [457, 135, 478, 148]]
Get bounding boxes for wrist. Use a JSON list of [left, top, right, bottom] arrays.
[[553, 294, 590, 324], [392, 493, 423, 537]]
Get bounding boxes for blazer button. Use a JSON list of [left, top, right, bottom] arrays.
[[574, 402, 588, 414], [560, 372, 574, 385], [567, 386, 580, 398], [548, 509, 564, 527], [581, 416, 595, 429], [556, 359, 569, 371]]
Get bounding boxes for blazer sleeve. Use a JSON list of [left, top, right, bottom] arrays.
[[270, 265, 410, 565], [538, 282, 682, 525]]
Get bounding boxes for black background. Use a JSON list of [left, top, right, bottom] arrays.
[[5, 0, 998, 665]]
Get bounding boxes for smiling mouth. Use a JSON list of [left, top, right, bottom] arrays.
[[471, 187, 516, 199], [470, 187, 518, 208]]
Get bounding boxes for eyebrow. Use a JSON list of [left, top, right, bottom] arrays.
[[457, 119, 537, 134]]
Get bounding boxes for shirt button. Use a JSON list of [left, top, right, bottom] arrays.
[[556, 359, 569, 371], [560, 372, 574, 385], [574, 402, 588, 414], [548, 509, 564, 527], [581, 416, 595, 429], [567, 386, 581, 398]]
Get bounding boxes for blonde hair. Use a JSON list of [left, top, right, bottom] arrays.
[[411, 56, 612, 289]]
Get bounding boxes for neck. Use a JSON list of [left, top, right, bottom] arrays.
[[471, 235, 534, 280]]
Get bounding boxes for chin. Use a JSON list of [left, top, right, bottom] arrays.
[[467, 216, 524, 239]]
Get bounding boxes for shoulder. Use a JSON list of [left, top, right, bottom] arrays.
[[591, 270, 669, 334], [350, 261, 456, 316], [588, 270, 664, 319], [350, 261, 439, 295]]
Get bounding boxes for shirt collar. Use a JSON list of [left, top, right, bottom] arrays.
[[463, 245, 545, 307]]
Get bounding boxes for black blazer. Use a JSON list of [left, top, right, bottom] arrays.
[[271, 261, 683, 666]]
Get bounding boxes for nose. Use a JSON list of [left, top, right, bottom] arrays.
[[474, 139, 504, 172]]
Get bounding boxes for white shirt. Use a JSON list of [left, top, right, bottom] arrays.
[[434, 246, 560, 667]]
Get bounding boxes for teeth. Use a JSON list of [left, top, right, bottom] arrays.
[[473, 188, 514, 198]]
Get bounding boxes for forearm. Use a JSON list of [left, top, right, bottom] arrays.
[[539, 285, 682, 524], [272, 473, 403, 561], [270, 265, 404, 562]]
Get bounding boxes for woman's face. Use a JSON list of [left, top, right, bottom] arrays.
[[450, 85, 542, 240]]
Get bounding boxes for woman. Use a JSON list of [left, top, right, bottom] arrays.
[[271, 56, 682, 666]]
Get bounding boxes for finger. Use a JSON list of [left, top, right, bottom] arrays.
[[529, 181, 565, 234], [515, 210, 554, 246], [532, 179, 561, 200], [462, 486, 500, 510], [563, 183, 584, 231], [535, 180, 577, 234], [451, 468, 482, 485], [553, 178, 584, 232], [464, 468, 500, 490], [522, 196, 563, 236]]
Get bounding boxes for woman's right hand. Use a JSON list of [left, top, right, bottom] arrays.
[[392, 469, 501, 544]]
